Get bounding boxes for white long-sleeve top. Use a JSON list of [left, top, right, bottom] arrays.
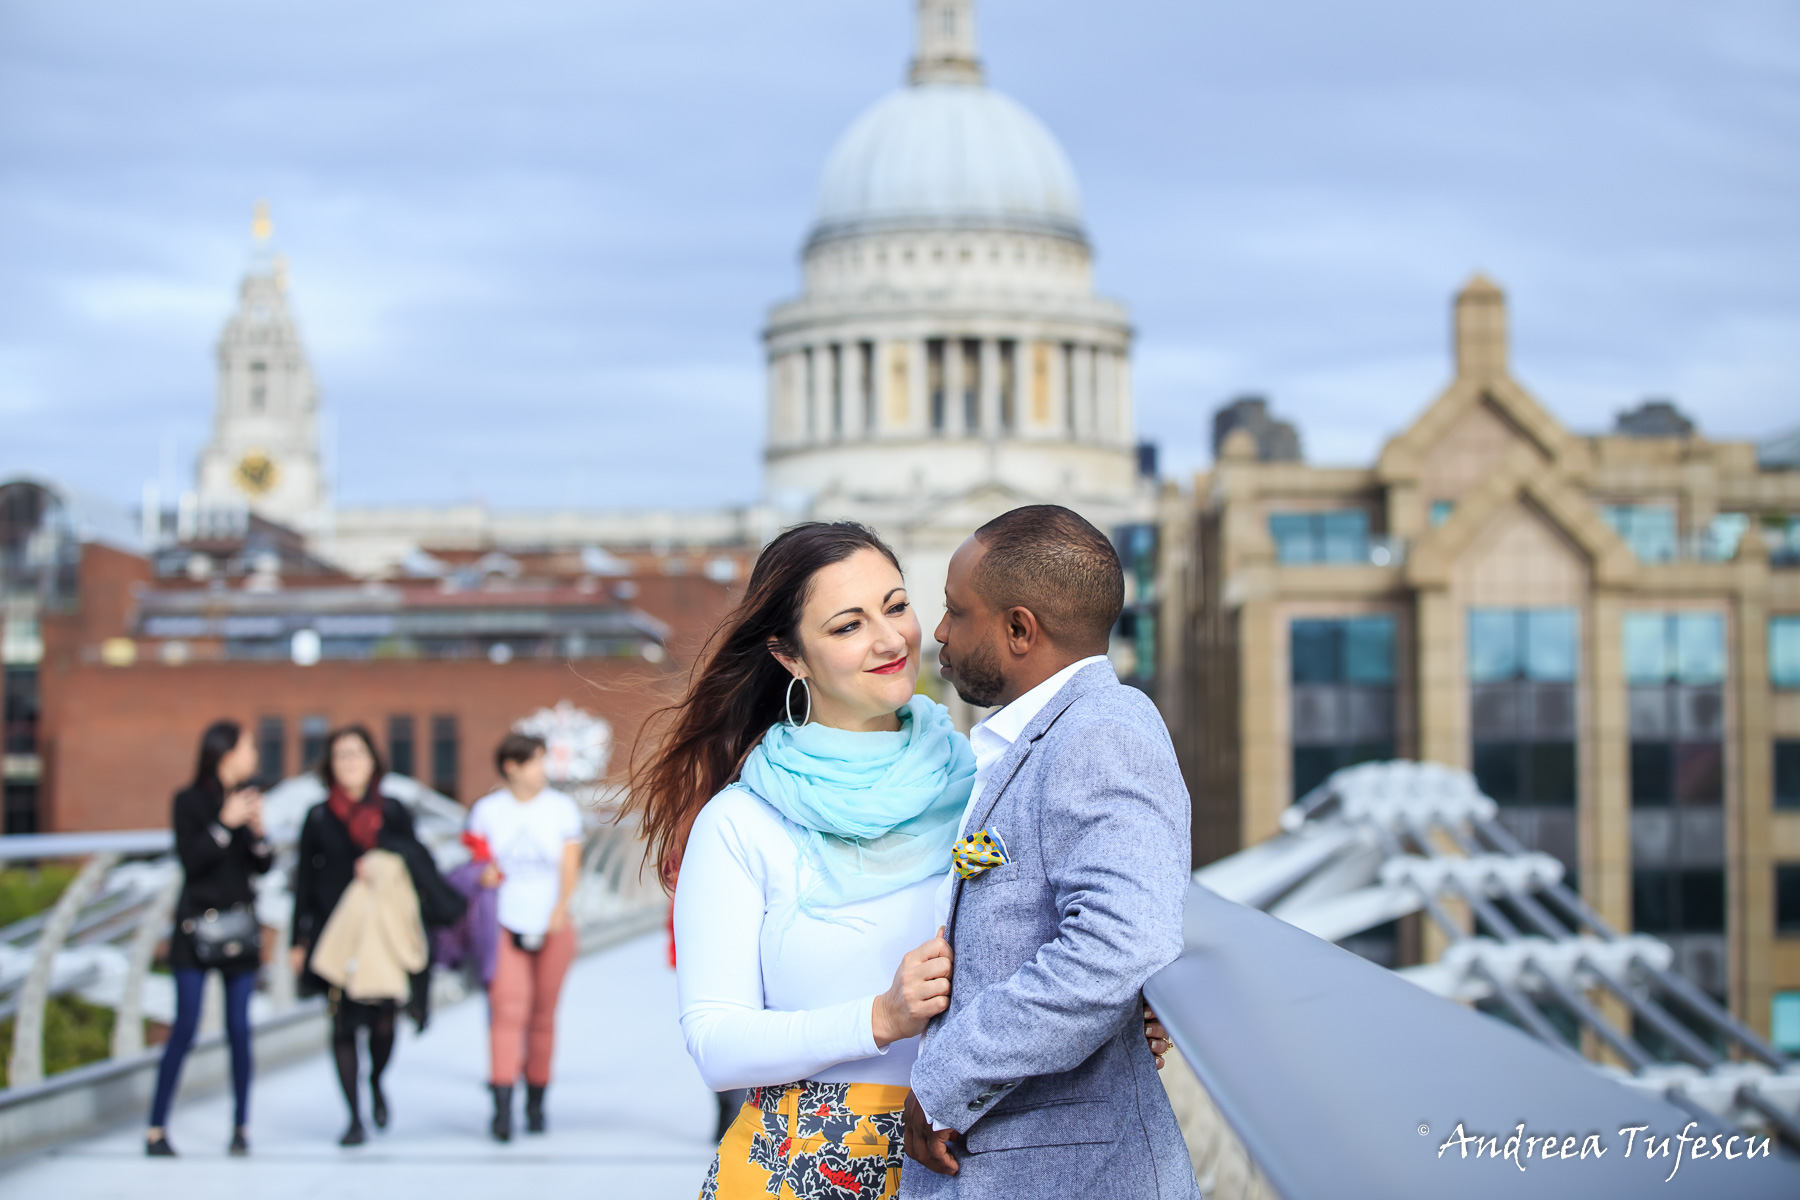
[[674, 786, 942, 1091]]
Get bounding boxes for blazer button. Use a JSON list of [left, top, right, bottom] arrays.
[[967, 1098, 983, 1111]]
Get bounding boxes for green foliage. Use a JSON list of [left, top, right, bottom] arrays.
[[0, 865, 79, 929], [0, 994, 120, 1081]]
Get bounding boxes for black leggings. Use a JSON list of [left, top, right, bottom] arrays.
[[330, 992, 397, 1122]]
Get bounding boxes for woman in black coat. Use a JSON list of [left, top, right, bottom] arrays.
[[147, 720, 271, 1158], [290, 724, 461, 1146]]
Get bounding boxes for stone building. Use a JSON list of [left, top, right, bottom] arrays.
[[1159, 275, 1800, 1044], [193, 202, 330, 540], [762, 0, 1155, 660]]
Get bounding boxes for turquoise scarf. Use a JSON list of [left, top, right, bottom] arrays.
[[735, 694, 974, 916]]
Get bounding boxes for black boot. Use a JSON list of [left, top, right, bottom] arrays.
[[525, 1084, 546, 1134], [490, 1084, 513, 1143], [370, 1080, 388, 1131]]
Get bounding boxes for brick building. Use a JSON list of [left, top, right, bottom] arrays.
[[1156, 276, 1800, 1044], [0, 477, 749, 834]]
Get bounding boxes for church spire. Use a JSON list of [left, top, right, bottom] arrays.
[[910, 0, 983, 86]]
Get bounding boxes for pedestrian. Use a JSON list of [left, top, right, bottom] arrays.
[[146, 719, 270, 1158], [290, 725, 435, 1147], [466, 732, 583, 1141]]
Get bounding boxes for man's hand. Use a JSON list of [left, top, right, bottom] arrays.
[[902, 1091, 960, 1175], [1143, 1002, 1171, 1070]]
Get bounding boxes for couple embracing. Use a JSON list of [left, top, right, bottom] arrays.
[[634, 505, 1200, 1200]]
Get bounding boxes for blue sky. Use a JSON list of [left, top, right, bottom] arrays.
[[2, 0, 1796, 509]]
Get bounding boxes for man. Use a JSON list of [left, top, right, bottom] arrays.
[[903, 505, 1199, 1198]]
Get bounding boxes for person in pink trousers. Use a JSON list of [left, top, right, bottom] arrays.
[[467, 733, 584, 1141]]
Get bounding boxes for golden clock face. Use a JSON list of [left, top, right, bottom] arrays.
[[235, 451, 279, 495]]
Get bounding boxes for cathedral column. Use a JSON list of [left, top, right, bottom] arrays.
[[979, 338, 1001, 439]]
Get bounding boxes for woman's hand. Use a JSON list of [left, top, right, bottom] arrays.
[[547, 903, 570, 933], [354, 855, 372, 881], [872, 927, 952, 1048], [219, 789, 258, 830], [289, 945, 308, 977], [1143, 1002, 1171, 1070], [479, 863, 503, 889]]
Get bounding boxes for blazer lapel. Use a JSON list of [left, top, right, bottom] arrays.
[[945, 660, 1117, 939]]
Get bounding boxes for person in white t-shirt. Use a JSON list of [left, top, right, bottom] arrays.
[[466, 733, 584, 1142]]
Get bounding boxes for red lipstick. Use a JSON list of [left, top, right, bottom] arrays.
[[868, 657, 908, 676]]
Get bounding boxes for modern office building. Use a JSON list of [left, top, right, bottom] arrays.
[[1160, 275, 1800, 1043]]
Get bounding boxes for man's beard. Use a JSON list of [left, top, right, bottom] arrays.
[[948, 636, 1005, 708]]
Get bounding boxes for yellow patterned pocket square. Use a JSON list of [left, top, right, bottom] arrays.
[[951, 828, 1009, 880]]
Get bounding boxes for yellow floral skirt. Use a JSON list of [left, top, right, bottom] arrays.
[[699, 1080, 909, 1200]]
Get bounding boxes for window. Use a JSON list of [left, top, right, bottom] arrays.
[[249, 360, 267, 411], [1291, 616, 1397, 799], [300, 715, 330, 770], [803, 347, 816, 438], [1779, 865, 1800, 935], [960, 339, 981, 433], [431, 714, 459, 800], [3, 782, 37, 835], [1602, 504, 1678, 563], [998, 340, 1017, 431], [3, 665, 38, 754], [927, 338, 946, 433], [1469, 608, 1578, 807], [1705, 513, 1748, 561], [1269, 511, 1371, 565], [256, 716, 286, 786], [1775, 993, 1800, 1054], [388, 715, 417, 780], [1777, 741, 1800, 810], [1625, 614, 1725, 808], [1113, 525, 1159, 692], [1773, 617, 1800, 689], [1428, 500, 1454, 527], [1632, 868, 1725, 935]]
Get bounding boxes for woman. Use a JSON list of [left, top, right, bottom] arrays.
[[467, 732, 584, 1141], [291, 725, 424, 1147], [147, 720, 270, 1158], [632, 522, 971, 1200]]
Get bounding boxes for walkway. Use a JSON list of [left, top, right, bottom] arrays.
[[0, 932, 719, 1199]]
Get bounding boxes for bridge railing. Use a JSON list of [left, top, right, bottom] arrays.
[[0, 777, 663, 1151]]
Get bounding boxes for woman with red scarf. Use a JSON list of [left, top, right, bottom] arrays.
[[290, 725, 426, 1147]]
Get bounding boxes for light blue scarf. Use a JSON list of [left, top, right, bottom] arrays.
[[734, 694, 974, 917]]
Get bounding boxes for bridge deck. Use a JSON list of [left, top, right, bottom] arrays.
[[1, 932, 719, 1199]]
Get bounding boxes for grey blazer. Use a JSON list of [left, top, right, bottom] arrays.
[[903, 661, 1200, 1199]]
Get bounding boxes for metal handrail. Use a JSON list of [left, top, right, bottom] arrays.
[[0, 781, 661, 1092]]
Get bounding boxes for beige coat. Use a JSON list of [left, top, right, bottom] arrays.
[[308, 849, 427, 1002]]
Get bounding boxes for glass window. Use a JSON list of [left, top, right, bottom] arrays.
[[1777, 741, 1800, 810], [1674, 614, 1725, 685], [1774, 992, 1800, 1054], [1269, 511, 1370, 564], [1772, 617, 1800, 689], [1603, 504, 1678, 563], [1630, 742, 1672, 807], [431, 714, 459, 800], [1680, 868, 1726, 933], [1673, 743, 1723, 806], [1468, 610, 1520, 683], [1779, 865, 1800, 935], [1318, 511, 1369, 563], [300, 715, 329, 770], [1428, 500, 1454, 527], [1343, 617, 1396, 684], [1524, 610, 1578, 682], [1632, 869, 1673, 933], [1623, 614, 1669, 684], [1525, 742, 1579, 806], [1291, 621, 1339, 684], [1706, 513, 1748, 561], [1270, 515, 1314, 565], [1473, 742, 1520, 804], [388, 715, 416, 779], [256, 716, 285, 786]]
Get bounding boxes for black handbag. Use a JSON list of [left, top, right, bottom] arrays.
[[184, 903, 262, 966]]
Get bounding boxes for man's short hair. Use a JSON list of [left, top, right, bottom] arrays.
[[970, 505, 1124, 650], [495, 732, 547, 776]]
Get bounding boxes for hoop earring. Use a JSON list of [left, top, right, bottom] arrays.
[[784, 675, 812, 728]]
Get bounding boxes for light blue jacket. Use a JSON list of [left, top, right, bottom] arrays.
[[904, 661, 1200, 1199]]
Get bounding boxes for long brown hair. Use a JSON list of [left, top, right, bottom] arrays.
[[624, 521, 901, 889]]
